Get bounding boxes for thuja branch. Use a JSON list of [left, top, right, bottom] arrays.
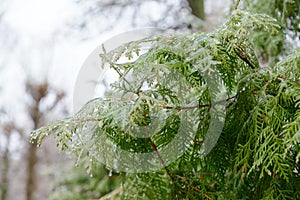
[[188, 186, 212, 200], [100, 186, 124, 200], [147, 136, 174, 182], [234, 46, 255, 69], [162, 96, 236, 110], [142, 113, 175, 182], [175, 175, 212, 199], [70, 118, 103, 124], [65, 96, 235, 125]]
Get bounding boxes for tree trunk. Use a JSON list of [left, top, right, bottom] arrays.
[[25, 81, 48, 200], [25, 144, 38, 200], [26, 109, 39, 200], [188, 0, 205, 20], [0, 136, 10, 200]]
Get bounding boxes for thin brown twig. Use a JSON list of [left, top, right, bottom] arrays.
[[69, 96, 236, 125], [70, 118, 103, 124], [234, 47, 255, 69], [175, 175, 187, 182], [142, 110, 175, 182], [162, 96, 236, 111], [148, 136, 174, 181], [234, 0, 241, 10], [100, 186, 124, 200], [188, 186, 212, 200]]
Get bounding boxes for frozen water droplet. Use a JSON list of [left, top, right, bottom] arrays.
[[108, 170, 112, 177]]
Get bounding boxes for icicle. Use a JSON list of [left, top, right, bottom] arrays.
[[108, 169, 113, 177]]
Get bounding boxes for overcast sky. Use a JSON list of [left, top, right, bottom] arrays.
[[0, 0, 117, 151], [0, 0, 108, 121]]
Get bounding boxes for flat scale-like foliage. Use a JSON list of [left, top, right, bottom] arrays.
[[31, 10, 300, 200]]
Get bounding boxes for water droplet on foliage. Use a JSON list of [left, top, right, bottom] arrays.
[[108, 170, 112, 177]]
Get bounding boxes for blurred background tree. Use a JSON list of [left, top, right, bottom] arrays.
[[0, 79, 69, 200]]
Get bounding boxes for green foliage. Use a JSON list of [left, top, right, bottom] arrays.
[[31, 9, 300, 200], [49, 163, 121, 200], [120, 173, 171, 200], [243, 0, 300, 37], [240, 0, 300, 65]]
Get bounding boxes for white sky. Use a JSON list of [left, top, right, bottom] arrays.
[[1, 0, 96, 115], [4, 0, 80, 36]]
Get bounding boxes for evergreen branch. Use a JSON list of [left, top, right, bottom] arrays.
[[110, 64, 123, 78], [69, 96, 235, 126], [188, 186, 212, 200], [234, 46, 255, 69], [143, 115, 174, 182], [162, 96, 236, 110], [31, 10, 300, 200], [175, 174, 213, 199], [70, 118, 103, 124], [100, 186, 123, 200], [148, 136, 174, 182]]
